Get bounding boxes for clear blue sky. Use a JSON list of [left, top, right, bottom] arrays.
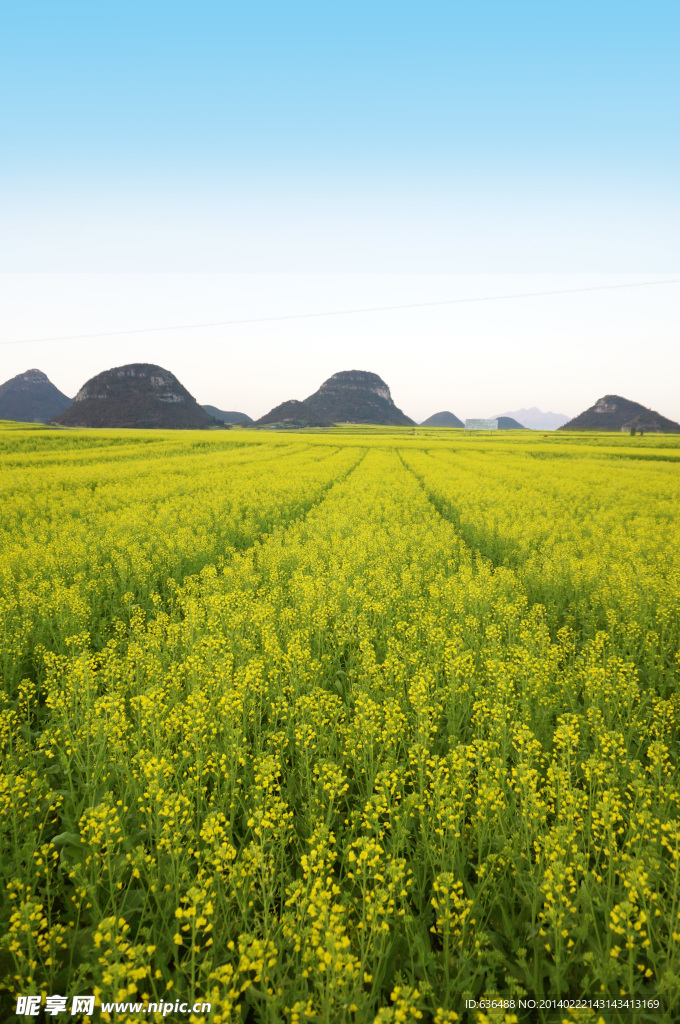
[[2, 3, 679, 423], [2, 0, 678, 272]]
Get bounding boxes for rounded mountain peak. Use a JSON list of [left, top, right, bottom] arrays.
[[593, 395, 627, 413], [74, 363, 184, 402], [18, 368, 50, 383], [317, 370, 392, 403], [57, 363, 212, 429]]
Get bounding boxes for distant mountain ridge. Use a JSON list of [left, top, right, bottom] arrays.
[[420, 411, 464, 427], [0, 369, 72, 422], [256, 370, 414, 427], [560, 395, 680, 433], [498, 407, 569, 430], [55, 364, 214, 429], [202, 405, 253, 425], [13, 366, 677, 435]]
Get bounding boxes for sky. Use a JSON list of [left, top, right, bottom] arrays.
[[1, 1, 679, 421]]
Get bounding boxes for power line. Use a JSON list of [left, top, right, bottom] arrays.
[[2, 276, 679, 347]]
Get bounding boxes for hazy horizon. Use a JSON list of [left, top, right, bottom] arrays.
[[2, 272, 679, 423]]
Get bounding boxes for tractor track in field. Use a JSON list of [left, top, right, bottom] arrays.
[[394, 447, 629, 657], [4, 447, 368, 689]]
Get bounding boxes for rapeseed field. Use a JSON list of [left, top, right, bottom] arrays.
[[1, 424, 679, 1023]]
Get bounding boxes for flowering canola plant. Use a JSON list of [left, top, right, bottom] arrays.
[[1, 424, 679, 1023]]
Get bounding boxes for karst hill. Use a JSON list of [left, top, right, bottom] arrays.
[[0, 369, 72, 423], [201, 405, 253, 425], [496, 416, 526, 430], [55, 364, 214, 429], [420, 411, 464, 427], [256, 370, 414, 427], [560, 395, 680, 433]]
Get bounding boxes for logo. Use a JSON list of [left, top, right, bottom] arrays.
[[16, 995, 96, 1017]]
